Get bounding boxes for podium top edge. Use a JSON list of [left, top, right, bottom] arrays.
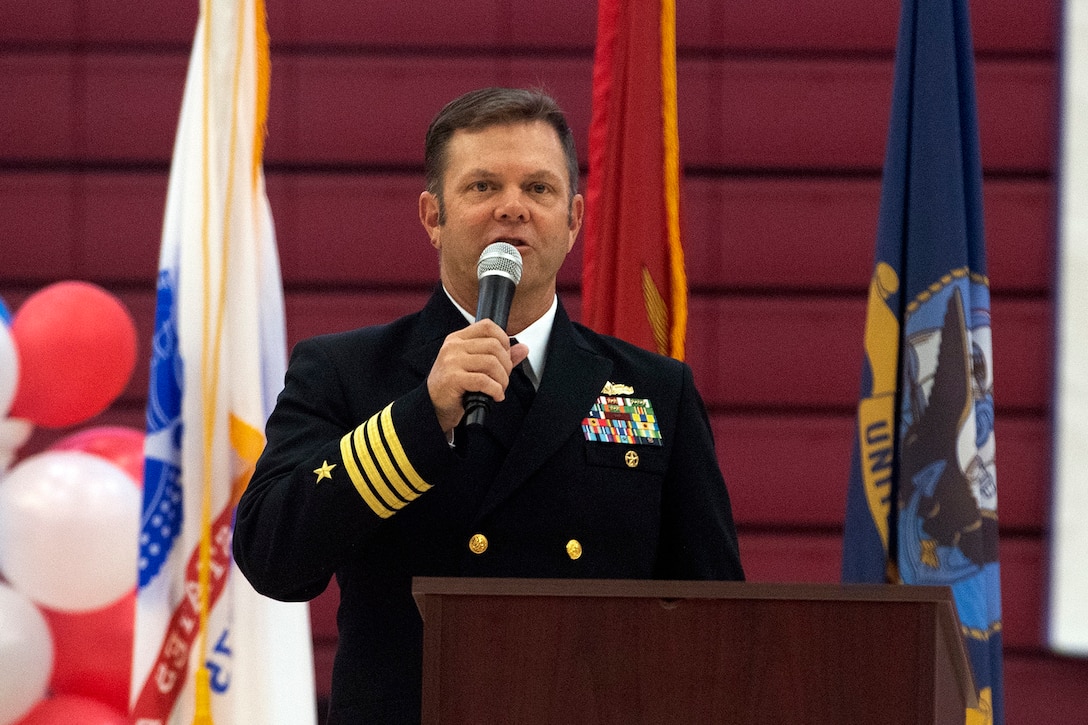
[[411, 577, 954, 605]]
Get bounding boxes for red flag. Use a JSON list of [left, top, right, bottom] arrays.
[[582, 0, 687, 360]]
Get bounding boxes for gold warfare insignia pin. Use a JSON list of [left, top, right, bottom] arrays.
[[314, 460, 336, 483], [602, 381, 635, 395]]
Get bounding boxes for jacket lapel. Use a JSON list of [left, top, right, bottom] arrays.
[[402, 288, 468, 380], [475, 303, 613, 520]]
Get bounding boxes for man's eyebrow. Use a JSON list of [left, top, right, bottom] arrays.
[[524, 169, 563, 183], [455, 168, 563, 183]]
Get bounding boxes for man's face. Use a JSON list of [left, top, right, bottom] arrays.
[[419, 120, 584, 316]]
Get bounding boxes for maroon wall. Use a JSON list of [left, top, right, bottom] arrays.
[[2, 0, 1084, 721]]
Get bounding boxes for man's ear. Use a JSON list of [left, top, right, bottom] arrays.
[[566, 193, 585, 252], [419, 191, 442, 249]]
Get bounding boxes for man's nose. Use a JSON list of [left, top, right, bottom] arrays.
[[494, 190, 529, 222]]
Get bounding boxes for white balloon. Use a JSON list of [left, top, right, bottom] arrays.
[[0, 418, 33, 474], [0, 321, 17, 419], [0, 451, 140, 612], [0, 581, 53, 724]]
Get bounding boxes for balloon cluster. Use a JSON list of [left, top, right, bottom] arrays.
[[0, 283, 140, 725]]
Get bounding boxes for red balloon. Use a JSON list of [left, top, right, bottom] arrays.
[[51, 426, 145, 485], [15, 694, 128, 725], [39, 593, 135, 714], [9, 281, 137, 429]]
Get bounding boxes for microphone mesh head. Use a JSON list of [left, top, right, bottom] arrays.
[[476, 242, 523, 285]]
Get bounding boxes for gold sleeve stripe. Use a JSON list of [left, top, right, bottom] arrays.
[[352, 421, 406, 511], [380, 405, 431, 494], [339, 430, 394, 518], [365, 413, 420, 503], [338, 403, 433, 518]]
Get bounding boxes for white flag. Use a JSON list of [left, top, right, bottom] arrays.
[[130, 0, 317, 722], [1051, 0, 1088, 658]]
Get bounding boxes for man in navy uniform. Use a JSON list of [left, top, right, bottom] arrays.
[[233, 87, 744, 724]]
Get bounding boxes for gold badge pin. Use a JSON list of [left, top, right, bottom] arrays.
[[602, 381, 635, 395], [313, 460, 336, 483], [624, 450, 640, 468]]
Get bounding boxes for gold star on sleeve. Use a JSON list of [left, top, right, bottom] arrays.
[[314, 460, 336, 483]]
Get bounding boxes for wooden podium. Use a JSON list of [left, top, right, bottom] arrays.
[[412, 578, 976, 724]]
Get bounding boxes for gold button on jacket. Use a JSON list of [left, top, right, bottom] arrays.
[[566, 539, 583, 560], [468, 533, 488, 554]]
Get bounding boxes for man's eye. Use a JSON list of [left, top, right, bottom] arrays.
[[530, 183, 549, 194], [471, 181, 490, 192]]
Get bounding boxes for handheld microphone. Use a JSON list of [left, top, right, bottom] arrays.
[[463, 242, 523, 426]]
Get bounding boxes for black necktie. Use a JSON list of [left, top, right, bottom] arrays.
[[509, 364, 535, 408], [508, 337, 536, 408]]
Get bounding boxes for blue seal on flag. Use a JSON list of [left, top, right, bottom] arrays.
[[139, 268, 185, 586], [897, 270, 1000, 633]]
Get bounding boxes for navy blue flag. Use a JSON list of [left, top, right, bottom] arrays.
[[841, 0, 1003, 722]]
